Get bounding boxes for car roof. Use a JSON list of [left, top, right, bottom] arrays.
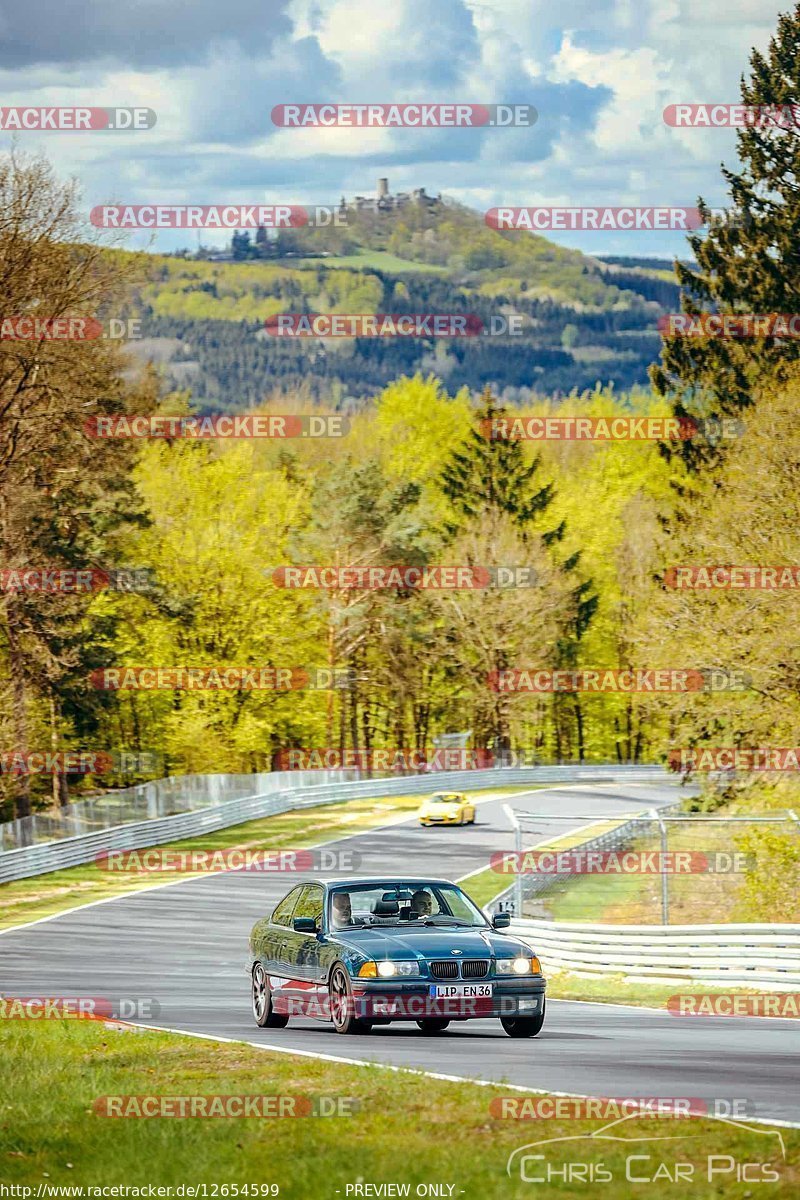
[[306, 876, 457, 889]]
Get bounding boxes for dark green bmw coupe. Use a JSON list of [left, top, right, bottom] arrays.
[[248, 876, 546, 1037]]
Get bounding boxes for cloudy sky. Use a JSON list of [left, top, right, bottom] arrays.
[[0, 0, 787, 256]]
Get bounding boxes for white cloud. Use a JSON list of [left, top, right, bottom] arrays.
[[0, 0, 788, 256]]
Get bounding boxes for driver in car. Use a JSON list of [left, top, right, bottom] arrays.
[[409, 889, 433, 919], [330, 892, 353, 929]]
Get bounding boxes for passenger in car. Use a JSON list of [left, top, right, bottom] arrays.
[[409, 889, 433, 919]]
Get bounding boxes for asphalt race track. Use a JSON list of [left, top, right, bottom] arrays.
[[1, 780, 798, 1124]]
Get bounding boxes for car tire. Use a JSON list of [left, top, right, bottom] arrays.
[[416, 1018, 450, 1034], [501, 1003, 545, 1038], [329, 964, 372, 1034], [252, 963, 289, 1029]]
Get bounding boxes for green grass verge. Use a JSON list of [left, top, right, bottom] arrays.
[[543, 971, 800, 1012], [1, 1021, 796, 1195]]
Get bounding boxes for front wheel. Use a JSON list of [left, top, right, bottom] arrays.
[[329, 965, 372, 1034], [252, 963, 289, 1028], [417, 1018, 450, 1034], [501, 1003, 545, 1038]]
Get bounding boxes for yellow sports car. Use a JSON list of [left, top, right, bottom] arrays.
[[418, 792, 476, 827]]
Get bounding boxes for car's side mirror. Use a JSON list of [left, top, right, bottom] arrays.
[[492, 911, 512, 929], [293, 916, 319, 933]]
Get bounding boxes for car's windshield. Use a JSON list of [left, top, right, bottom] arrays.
[[430, 795, 456, 805], [328, 883, 486, 929]]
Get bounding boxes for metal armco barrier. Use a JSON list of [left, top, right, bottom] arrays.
[[0, 764, 669, 883], [510, 919, 800, 989], [0, 770, 357, 852]]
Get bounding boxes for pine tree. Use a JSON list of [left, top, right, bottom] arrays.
[[440, 387, 555, 532], [439, 386, 598, 758], [652, 3, 800, 468]]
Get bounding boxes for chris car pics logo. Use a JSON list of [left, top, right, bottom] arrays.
[[506, 1113, 785, 1185]]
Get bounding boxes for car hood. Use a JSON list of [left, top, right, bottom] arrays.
[[333, 926, 531, 960]]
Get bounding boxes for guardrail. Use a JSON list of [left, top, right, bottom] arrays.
[[0, 770, 359, 852], [510, 918, 800, 989], [0, 763, 670, 884]]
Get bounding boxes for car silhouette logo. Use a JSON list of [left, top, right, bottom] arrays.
[[506, 1112, 787, 1179], [451, 950, 462, 955]]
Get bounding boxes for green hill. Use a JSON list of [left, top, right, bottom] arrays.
[[121, 199, 683, 408]]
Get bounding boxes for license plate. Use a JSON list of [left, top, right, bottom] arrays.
[[430, 983, 493, 998]]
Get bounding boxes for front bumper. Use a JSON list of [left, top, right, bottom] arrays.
[[420, 814, 461, 824], [351, 977, 546, 1021]]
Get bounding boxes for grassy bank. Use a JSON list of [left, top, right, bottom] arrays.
[[0, 1020, 796, 1197]]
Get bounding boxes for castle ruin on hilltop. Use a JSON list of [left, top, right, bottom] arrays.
[[340, 178, 442, 215]]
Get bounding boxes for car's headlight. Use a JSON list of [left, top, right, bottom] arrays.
[[357, 960, 419, 978], [496, 956, 541, 975]]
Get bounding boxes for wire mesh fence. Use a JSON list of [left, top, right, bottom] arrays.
[[494, 805, 800, 924], [0, 770, 359, 852]]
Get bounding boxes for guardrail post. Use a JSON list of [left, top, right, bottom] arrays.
[[503, 803, 523, 917], [652, 807, 669, 925]]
